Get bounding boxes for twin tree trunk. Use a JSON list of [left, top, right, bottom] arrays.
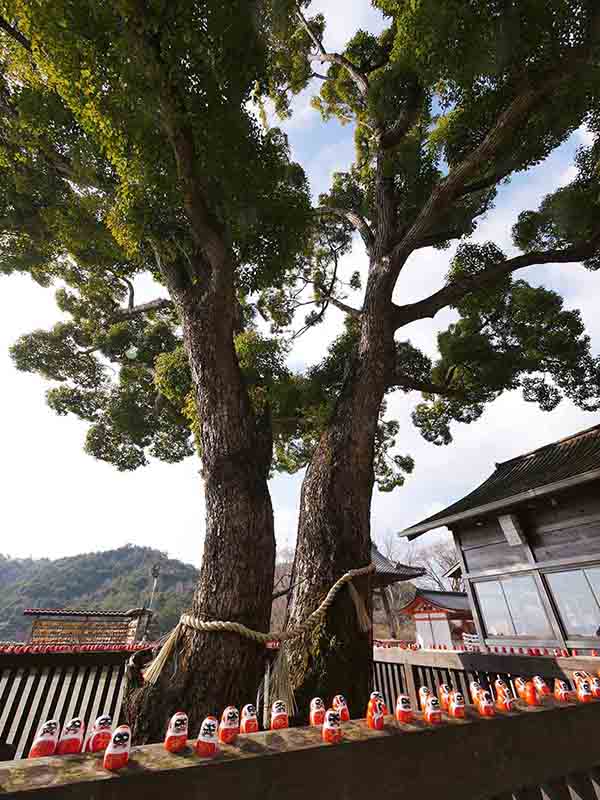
[[286, 276, 396, 720], [128, 270, 276, 743]]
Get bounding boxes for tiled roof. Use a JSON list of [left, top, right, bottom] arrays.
[[401, 423, 600, 538], [399, 589, 471, 615], [370, 543, 425, 586], [23, 608, 147, 617], [0, 642, 150, 655]]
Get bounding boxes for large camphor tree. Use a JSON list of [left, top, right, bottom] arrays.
[[0, 0, 317, 741], [2, 0, 600, 731], [279, 0, 600, 716]]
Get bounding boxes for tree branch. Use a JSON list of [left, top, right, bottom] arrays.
[[295, 3, 370, 98], [395, 235, 600, 328], [0, 15, 31, 51], [316, 206, 375, 252], [390, 13, 600, 270], [112, 298, 173, 321], [379, 81, 425, 150], [391, 375, 463, 397], [327, 296, 361, 318]]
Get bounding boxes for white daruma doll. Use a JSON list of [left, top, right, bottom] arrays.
[[164, 711, 188, 753], [195, 716, 218, 758], [56, 717, 85, 755], [86, 714, 112, 753], [29, 719, 60, 758], [218, 706, 240, 744], [322, 709, 342, 744], [103, 725, 131, 771], [270, 700, 289, 730], [240, 704, 259, 734], [310, 697, 326, 726]]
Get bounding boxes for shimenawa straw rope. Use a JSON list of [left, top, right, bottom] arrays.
[[143, 563, 374, 686]]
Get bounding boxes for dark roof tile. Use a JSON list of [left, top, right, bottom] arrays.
[[402, 424, 600, 538]]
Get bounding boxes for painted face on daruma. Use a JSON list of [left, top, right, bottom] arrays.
[[222, 707, 239, 726], [113, 730, 130, 749], [333, 695, 347, 707], [325, 710, 341, 727], [65, 719, 83, 734], [96, 715, 112, 730], [170, 713, 188, 734], [201, 718, 217, 738], [398, 697, 411, 710], [273, 701, 287, 715], [242, 704, 257, 718], [41, 721, 58, 736], [311, 698, 324, 711], [453, 692, 465, 705]]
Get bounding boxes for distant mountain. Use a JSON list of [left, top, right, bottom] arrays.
[[0, 545, 198, 642]]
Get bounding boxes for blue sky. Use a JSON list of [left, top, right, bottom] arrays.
[[0, 2, 598, 566]]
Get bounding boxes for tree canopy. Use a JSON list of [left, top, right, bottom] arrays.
[[2, 0, 600, 499]]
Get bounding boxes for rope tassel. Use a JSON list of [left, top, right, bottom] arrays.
[[142, 563, 376, 687]]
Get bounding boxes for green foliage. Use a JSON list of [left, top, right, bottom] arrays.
[[413, 243, 600, 445], [0, 546, 198, 642]]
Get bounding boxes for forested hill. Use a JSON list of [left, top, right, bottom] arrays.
[[0, 545, 198, 642]]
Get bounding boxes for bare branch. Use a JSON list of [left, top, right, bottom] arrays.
[[311, 72, 330, 81], [395, 234, 600, 329], [295, 4, 370, 98], [112, 298, 173, 321], [316, 206, 375, 252], [0, 15, 31, 51], [390, 374, 463, 398], [327, 296, 361, 318], [123, 277, 135, 310]]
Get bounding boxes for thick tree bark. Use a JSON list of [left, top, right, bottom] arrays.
[[285, 273, 395, 721], [127, 265, 275, 743]]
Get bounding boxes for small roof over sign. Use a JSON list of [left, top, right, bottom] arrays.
[[399, 423, 600, 540]]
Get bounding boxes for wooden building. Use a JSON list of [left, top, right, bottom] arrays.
[[401, 424, 600, 654], [397, 589, 474, 650], [370, 543, 425, 638], [24, 607, 152, 647]]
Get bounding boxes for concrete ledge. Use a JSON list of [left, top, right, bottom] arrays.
[[2, 700, 600, 799]]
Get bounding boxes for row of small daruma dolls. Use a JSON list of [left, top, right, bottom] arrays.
[[26, 671, 600, 772], [26, 695, 347, 770], [415, 669, 600, 725]]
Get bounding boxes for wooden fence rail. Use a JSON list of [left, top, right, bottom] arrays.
[[373, 648, 600, 713], [0, 652, 128, 760], [2, 697, 600, 799]]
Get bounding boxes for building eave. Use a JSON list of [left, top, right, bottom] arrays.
[[399, 467, 600, 540]]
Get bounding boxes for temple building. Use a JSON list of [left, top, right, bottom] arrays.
[[401, 423, 600, 654]]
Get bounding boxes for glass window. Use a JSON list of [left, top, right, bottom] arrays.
[[475, 581, 514, 637], [583, 566, 600, 607], [546, 569, 600, 637], [475, 575, 553, 639], [502, 575, 553, 638]]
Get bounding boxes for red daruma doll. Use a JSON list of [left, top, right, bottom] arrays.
[[477, 690, 495, 717], [164, 711, 188, 753], [424, 697, 442, 725], [332, 695, 350, 722], [322, 709, 342, 744], [438, 684, 452, 711], [270, 700, 289, 730], [366, 697, 386, 730], [195, 716, 218, 758], [86, 714, 112, 753], [218, 707, 240, 744], [103, 725, 131, 771], [395, 695, 413, 723], [29, 719, 60, 758], [448, 691, 466, 719], [240, 704, 259, 734], [419, 686, 432, 711], [533, 676, 551, 697], [370, 691, 388, 715], [56, 717, 85, 755], [309, 697, 326, 727]]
